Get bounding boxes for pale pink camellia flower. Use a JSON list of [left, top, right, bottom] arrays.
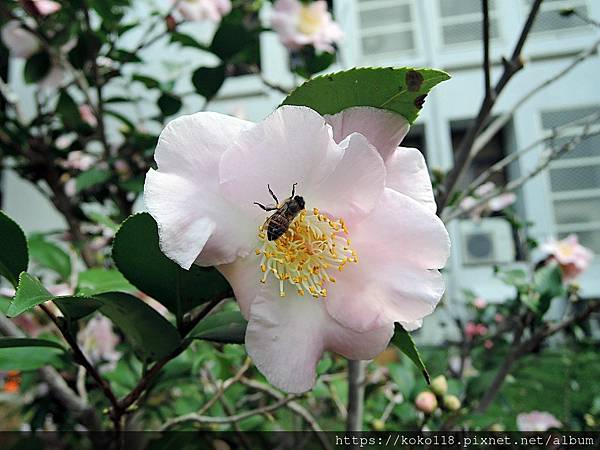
[[1, 20, 40, 59], [415, 391, 437, 414], [540, 234, 594, 281], [473, 297, 487, 310], [174, 0, 232, 22], [516, 411, 562, 431], [77, 315, 121, 373], [79, 105, 98, 127], [62, 151, 96, 171], [144, 105, 450, 393], [460, 181, 516, 220], [271, 0, 344, 52], [30, 0, 62, 16]]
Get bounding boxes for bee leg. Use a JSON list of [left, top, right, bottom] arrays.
[[291, 182, 297, 197], [267, 184, 279, 205], [254, 202, 277, 212]]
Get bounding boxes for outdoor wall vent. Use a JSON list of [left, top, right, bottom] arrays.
[[459, 218, 516, 265]]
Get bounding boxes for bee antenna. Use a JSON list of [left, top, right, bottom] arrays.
[[291, 182, 297, 197]]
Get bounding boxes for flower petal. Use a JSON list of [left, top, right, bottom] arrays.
[[217, 255, 259, 319], [385, 147, 437, 213], [324, 188, 449, 331], [219, 105, 341, 220], [309, 132, 385, 221], [246, 288, 393, 393], [144, 112, 254, 269], [324, 107, 410, 161]]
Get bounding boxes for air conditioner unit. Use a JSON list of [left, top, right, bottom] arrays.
[[459, 218, 516, 265]]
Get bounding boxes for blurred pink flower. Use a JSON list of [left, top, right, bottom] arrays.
[[1, 20, 40, 58], [144, 105, 449, 392], [79, 105, 98, 127], [473, 297, 487, 310], [516, 411, 562, 431], [460, 182, 516, 219], [271, 0, 343, 52], [465, 321, 487, 340], [415, 391, 437, 414], [31, 0, 61, 15], [484, 339, 493, 349], [77, 315, 121, 372], [175, 0, 232, 22], [494, 313, 504, 323], [541, 234, 593, 281]]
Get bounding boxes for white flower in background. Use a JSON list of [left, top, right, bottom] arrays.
[[144, 105, 450, 392], [1, 20, 40, 58], [31, 0, 62, 16], [61, 151, 97, 171], [174, 0, 232, 22], [541, 234, 593, 281], [77, 315, 121, 372], [271, 0, 343, 52], [459, 181, 516, 219], [516, 411, 562, 431]]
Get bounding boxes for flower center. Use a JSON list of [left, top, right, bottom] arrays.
[[297, 6, 322, 36], [256, 208, 357, 298]]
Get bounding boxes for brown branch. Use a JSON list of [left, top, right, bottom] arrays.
[[346, 360, 366, 431], [482, 0, 492, 102], [436, 0, 544, 213]]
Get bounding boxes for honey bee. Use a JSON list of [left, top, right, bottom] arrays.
[[254, 183, 305, 241]]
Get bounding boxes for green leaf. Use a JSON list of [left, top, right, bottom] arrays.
[[132, 74, 161, 90], [76, 268, 135, 296], [94, 292, 180, 361], [28, 234, 71, 280], [24, 51, 51, 84], [75, 168, 112, 193], [0, 210, 28, 287], [7, 273, 52, 318], [56, 90, 82, 129], [192, 65, 226, 100], [391, 323, 430, 384], [170, 31, 207, 50], [112, 213, 231, 315], [157, 92, 183, 117], [54, 296, 102, 322], [187, 311, 247, 344], [0, 338, 66, 371], [532, 263, 565, 315], [282, 67, 450, 124], [0, 337, 64, 351], [210, 20, 253, 61]]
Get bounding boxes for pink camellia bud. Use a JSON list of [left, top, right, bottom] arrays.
[[473, 297, 487, 310], [476, 324, 488, 336], [79, 105, 98, 127], [494, 313, 504, 323], [415, 391, 438, 414], [540, 234, 593, 281], [484, 339, 493, 349], [31, 0, 62, 16]]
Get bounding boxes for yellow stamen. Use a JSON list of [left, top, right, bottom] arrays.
[[255, 208, 357, 299]]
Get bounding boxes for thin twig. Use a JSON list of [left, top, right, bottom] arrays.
[[160, 394, 299, 430], [240, 378, 333, 450], [346, 360, 366, 431], [197, 357, 252, 415]]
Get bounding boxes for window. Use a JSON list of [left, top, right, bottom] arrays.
[[542, 107, 600, 253], [525, 0, 588, 34], [438, 0, 500, 46], [356, 0, 416, 58]]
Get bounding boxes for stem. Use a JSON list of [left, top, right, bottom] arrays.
[[346, 360, 366, 431], [482, 0, 492, 102]]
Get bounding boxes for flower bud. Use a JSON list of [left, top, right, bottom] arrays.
[[371, 419, 385, 431], [489, 423, 505, 432], [415, 391, 437, 414], [443, 395, 461, 411], [430, 375, 448, 396]]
